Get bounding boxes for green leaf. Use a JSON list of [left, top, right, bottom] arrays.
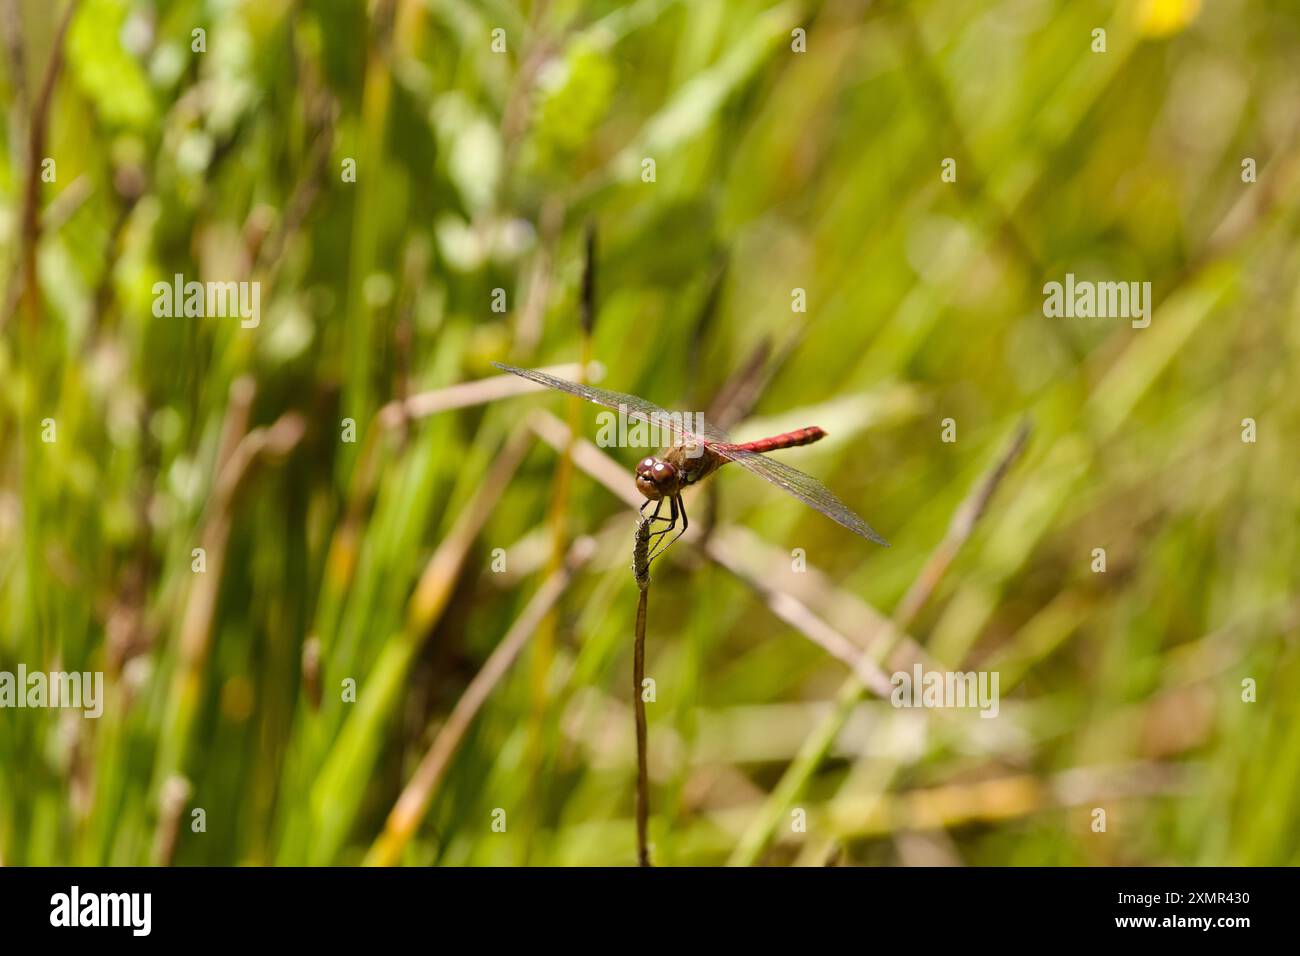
[[67, 0, 156, 130]]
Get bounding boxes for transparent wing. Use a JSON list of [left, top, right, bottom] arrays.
[[712, 446, 889, 546], [497, 363, 886, 545], [494, 363, 732, 443]]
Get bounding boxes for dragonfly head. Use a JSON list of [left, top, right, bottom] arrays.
[[635, 456, 678, 500]]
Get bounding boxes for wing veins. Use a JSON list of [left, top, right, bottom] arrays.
[[494, 363, 728, 442], [719, 448, 889, 546]]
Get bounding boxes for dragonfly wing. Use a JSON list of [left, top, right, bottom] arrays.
[[494, 363, 731, 443], [717, 447, 889, 546]]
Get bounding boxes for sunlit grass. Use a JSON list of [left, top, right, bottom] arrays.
[[1, 0, 1297, 867]]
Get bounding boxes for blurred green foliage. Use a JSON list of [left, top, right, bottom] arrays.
[[1, 0, 1298, 866]]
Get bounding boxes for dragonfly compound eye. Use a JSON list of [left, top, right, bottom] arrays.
[[640, 458, 674, 480], [635, 457, 677, 497]]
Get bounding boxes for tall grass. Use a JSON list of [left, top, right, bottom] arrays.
[[1, 0, 1298, 866]]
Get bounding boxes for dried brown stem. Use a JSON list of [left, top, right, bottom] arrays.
[[1, 0, 28, 123], [377, 362, 602, 429], [893, 419, 1033, 632], [632, 518, 653, 866], [365, 535, 598, 866], [151, 775, 193, 866], [4, 0, 77, 333], [633, 584, 651, 867]]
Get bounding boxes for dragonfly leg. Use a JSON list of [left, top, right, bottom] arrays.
[[641, 497, 675, 550], [647, 496, 680, 550], [646, 495, 679, 561], [648, 494, 688, 563], [641, 497, 671, 526]]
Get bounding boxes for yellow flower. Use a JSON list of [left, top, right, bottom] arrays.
[[1137, 0, 1202, 37]]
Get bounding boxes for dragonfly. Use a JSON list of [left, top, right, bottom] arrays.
[[494, 363, 888, 561]]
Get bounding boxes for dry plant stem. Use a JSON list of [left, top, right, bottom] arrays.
[[829, 762, 1189, 841], [632, 518, 653, 866], [1, 0, 28, 123], [706, 538, 894, 696], [634, 586, 651, 867], [364, 536, 598, 866], [712, 524, 938, 673], [893, 420, 1033, 629], [153, 379, 305, 796], [529, 411, 642, 509], [151, 775, 192, 866], [39, 173, 91, 231], [690, 761, 1188, 850], [404, 424, 537, 635], [376, 362, 600, 428], [514, 197, 564, 352], [4, 0, 77, 333], [727, 420, 1032, 865]]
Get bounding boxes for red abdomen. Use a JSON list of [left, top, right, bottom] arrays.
[[722, 426, 826, 454]]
